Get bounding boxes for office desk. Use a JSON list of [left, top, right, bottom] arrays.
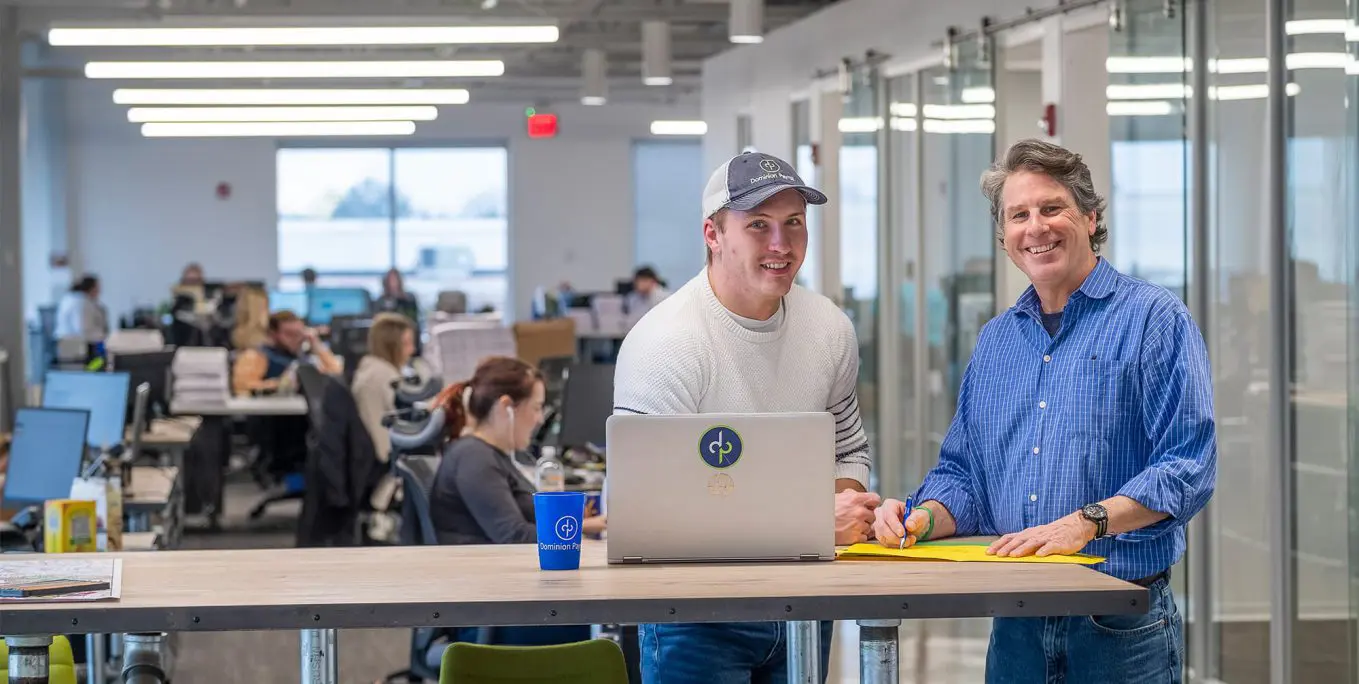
[[123, 466, 181, 549], [128, 418, 200, 451], [170, 396, 308, 417], [1, 543, 1143, 684]]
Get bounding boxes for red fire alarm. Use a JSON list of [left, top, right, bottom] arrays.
[[527, 113, 559, 139], [1041, 103, 1057, 138], [215, 182, 232, 200]]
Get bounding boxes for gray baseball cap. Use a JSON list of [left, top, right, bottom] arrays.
[[702, 151, 828, 218]]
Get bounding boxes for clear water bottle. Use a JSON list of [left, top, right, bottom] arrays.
[[535, 446, 565, 492]]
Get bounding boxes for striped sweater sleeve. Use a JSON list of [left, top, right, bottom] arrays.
[[829, 315, 872, 487]]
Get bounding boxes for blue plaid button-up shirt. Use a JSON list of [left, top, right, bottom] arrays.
[[915, 258, 1217, 581]]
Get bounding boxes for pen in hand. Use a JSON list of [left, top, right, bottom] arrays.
[[900, 496, 914, 549]]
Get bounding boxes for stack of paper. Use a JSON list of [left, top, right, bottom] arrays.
[[170, 347, 230, 406], [837, 540, 1105, 565]]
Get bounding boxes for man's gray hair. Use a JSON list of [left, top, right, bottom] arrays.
[[980, 139, 1108, 253]]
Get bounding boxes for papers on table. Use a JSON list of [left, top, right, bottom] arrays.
[[0, 558, 123, 603], [837, 540, 1105, 565]]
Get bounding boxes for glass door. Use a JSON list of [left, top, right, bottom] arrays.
[[919, 36, 996, 472], [839, 65, 882, 462]]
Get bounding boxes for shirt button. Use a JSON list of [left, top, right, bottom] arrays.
[[1043, 355, 1052, 363], [1032, 447, 1040, 454], [1038, 400, 1047, 409], [1030, 494, 1038, 502]]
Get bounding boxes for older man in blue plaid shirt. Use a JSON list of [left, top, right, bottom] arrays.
[[873, 139, 1216, 684]]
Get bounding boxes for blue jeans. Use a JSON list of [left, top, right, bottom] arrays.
[[986, 576, 1183, 684], [640, 621, 834, 684]]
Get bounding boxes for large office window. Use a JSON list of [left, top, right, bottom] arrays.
[[276, 146, 509, 314], [633, 140, 704, 286]]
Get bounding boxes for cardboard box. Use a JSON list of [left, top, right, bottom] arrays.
[[44, 499, 98, 553]]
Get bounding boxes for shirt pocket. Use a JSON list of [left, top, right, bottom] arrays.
[[1067, 358, 1139, 443]]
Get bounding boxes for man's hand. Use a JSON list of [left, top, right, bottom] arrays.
[[987, 512, 1096, 558], [835, 489, 881, 545], [871, 499, 930, 548]]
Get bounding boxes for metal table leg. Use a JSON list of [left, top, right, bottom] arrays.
[[300, 629, 338, 684], [857, 619, 901, 684], [85, 634, 106, 684], [785, 620, 820, 684], [121, 633, 167, 684], [6, 635, 52, 684]]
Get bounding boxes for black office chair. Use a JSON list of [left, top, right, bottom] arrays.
[[383, 453, 493, 683], [245, 366, 325, 521]]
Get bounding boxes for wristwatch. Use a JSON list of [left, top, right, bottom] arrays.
[[1080, 503, 1109, 539]]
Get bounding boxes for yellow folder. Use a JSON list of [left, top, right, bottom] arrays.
[[836, 539, 1105, 565]]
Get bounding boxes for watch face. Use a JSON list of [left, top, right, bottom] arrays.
[[1083, 504, 1107, 521]]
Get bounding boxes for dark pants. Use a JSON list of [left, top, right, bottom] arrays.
[[639, 621, 834, 684], [985, 576, 1183, 684]]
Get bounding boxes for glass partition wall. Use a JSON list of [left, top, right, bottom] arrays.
[[812, 1, 1359, 678]]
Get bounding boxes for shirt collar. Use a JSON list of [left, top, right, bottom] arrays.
[[1013, 257, 1118, 317]]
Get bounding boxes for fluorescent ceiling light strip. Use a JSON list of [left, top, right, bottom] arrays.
[[921, 119, 994, 134], [1107, 83, 1189, 99], [889, 117, 917, 132], [141, 121, 417, 137], [1107, 100, 1175, 116], [86, 60, 504, 79], [50, 25, 558, 46], [1285, 19, 1350, 35], [960, 87, 995, 103], [889, 102, 917, 117], [643, 76, 673, 86], [651, 120, 706, 135], [127, 105, 438, 122], [838, 117, 882, 133], [921, 103, 995, 120], [1210, 83, 1302, 100], [1109, 53, 1350, 74], [112, 88, 469, 105]]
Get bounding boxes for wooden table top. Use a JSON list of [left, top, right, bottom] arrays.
[[123, 466, 178, 510], [1, 543, 1144, 635]]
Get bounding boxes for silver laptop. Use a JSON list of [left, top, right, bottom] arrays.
[[604, 412, 835, 564]]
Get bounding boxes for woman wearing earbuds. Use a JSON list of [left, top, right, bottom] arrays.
[[429, 355, 606, 545]]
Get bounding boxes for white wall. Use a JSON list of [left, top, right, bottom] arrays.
[[21, 47, 69, 320], [61, 80, 693, 321]]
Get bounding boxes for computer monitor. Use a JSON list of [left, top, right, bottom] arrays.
[[269, 290, 310, 318], [2, 407, 90, 509], [42, 370, 132, 450], [110, 349, 175, 420], [557, 362, 615, 450], [308, 288, 373, 325]]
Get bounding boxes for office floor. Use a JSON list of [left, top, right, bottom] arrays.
[[171, 478, 990, 684]]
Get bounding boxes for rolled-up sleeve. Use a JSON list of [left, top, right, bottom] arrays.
[[914, 361, 982, 537], [1115, 308, 1217, 542]]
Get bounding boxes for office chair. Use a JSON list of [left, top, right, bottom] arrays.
[[439, 639, 629, 684], [384, 451, 490, 683], [245, 366, 325, 521]]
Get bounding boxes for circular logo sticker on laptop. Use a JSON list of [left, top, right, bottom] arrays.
[[707, 473, 735, 496], [699, 426, 742, 469]]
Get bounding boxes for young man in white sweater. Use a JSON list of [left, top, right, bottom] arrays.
[[613, 151, 881, 683]]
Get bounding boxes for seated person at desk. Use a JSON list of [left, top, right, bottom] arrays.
[[179, 262, 205, 287], [376, 267, 420, 323], [429, 355, 606, 545], [352, 313, 416, 465], [625, 266, 669, 315], [428, 356, 603, 646], [229, 286, 270, 352], [231, 310, 341, 396], [54, 274, 109, 345]]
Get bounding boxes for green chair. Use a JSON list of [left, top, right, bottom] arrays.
[[440, 638, 629, 684], [0, 635, 79, 684]]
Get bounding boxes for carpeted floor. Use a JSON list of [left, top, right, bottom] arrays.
[[170, 479, 410, 684]]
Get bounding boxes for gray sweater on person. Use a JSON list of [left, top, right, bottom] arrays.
[[429, 436, 537, 545]]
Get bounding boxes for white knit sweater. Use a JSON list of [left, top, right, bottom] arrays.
[[612, 270, 872, 486]]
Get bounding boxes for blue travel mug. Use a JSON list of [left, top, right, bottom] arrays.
[[534, 491, 586, 571]]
